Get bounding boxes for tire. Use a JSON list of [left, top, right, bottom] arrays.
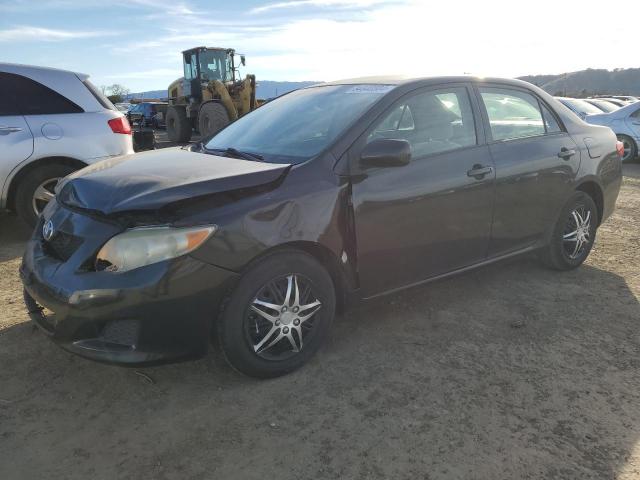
[[539, 191, 598, 270], [198, 102, 230, 138], [166, 105, 192, 142], [618, 135, 638, 163], [217, 251, 336, 378], [15, 163, 77, 228]]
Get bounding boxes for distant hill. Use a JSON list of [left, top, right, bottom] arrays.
[[519, 68, 640, 97], [124, 80, 320, 101]]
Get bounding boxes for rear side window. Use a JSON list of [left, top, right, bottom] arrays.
[[83, 79, 116, 111], [540, 103, 562, 134], [0, 72, 83, 115], [0, 73, 20, 115], [479, 87, 545, 141]]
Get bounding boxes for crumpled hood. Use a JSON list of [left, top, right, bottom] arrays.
[[57, 147, 290, 215]]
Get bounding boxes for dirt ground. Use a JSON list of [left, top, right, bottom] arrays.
[[1, 165, 639, 480]]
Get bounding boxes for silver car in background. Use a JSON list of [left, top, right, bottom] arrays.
[[586, 101, 640, 163], [583, 98, 619, 113], [0, 63, 134, 226], [555, 97, 604, 120]]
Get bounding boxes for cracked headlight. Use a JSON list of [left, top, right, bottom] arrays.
[[95, 225, 217, 273]]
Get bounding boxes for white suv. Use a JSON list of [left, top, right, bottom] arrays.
[[0, 63, 134, 226]]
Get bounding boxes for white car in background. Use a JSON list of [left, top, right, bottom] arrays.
[[586, 101, 640, 163], [0, 63, 133, 226]]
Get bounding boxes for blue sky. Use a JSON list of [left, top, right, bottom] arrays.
[[1, 0, 638, 92]]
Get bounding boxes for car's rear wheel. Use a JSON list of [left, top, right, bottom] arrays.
[[217, 251, 335, 378], [539, 191, 598, 270], [618, 135, 638, 163], [15, 164, 76, 228]]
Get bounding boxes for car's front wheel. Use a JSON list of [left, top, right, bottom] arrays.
[[217, 251, 336, 378], [540, 191, 598, 270]]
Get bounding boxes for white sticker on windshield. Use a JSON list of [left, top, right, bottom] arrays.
[[344, 85, 395, 94]]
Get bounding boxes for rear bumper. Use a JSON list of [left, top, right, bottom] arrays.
[[20, 212, 238, 366]]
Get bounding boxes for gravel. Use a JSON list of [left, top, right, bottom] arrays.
[[1, 164, 639, 480]]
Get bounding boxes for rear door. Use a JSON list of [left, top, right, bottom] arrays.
[[476, 85, 581, 256], [350, 84, 495, 297], [0, 72, 34, 199]]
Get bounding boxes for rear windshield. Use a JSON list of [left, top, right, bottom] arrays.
[[587, 100, 617, 113], [563, 98, 603, 116], [82, 79, 117, 111]]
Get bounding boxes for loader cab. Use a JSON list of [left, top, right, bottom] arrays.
[[182, 47, 237, 100]]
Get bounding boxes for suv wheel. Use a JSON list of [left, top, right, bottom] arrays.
[[15, 164, 76, 228], [540, 191, 598, 270], [217, 251, 336, 378]]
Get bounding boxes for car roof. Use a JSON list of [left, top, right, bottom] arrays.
[[317, 75, 542, 90], [0, 62, 87, 81], [0, 62, 106, 112]]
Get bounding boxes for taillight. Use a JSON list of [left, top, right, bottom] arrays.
[[108, 116, 132, 135], [616, 140, 625, 158]]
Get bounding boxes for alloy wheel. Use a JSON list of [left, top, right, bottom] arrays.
[[621, 138, 633, 162], [246, 274, 322, 361], [31, 177, 60, 216], [562, 206, 592, 260]]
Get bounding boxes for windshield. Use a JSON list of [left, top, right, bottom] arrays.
[[199, 49, 232, 82], [205, 84, 394, 164]]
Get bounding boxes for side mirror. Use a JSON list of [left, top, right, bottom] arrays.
[[360, 138, 411, 168], [240, 55, 246, 66]]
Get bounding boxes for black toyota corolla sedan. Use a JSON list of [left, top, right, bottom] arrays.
[[21, 76, 623, 378]]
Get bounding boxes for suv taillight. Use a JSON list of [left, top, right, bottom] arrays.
[[108, 117, 132, 135], [616, 140, 625, 158]]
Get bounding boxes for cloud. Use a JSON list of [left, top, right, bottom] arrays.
[[0, 26, 117, 42], [250, 0, 398, 14]]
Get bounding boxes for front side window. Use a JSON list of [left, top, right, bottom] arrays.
[[0, 72, 83, 115], [480, 88, 545, 141], [205, 84, 394, 164], [368, 87, 477, 158], [184, 53, 197, 80]]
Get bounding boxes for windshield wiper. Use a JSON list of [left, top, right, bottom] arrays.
[[206, 146, 264, 162]]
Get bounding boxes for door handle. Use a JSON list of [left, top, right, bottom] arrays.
[[632, 121, 640, 126], [466, 164, 493, 179], [0, 126, 23, 135], [558, 147, 576, 160]]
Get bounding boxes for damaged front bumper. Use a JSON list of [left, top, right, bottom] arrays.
[[20, 203, 237, 366]]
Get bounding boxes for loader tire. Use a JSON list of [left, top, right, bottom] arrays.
[[198, 102, 230, 138], [166, 106, 192, 143]]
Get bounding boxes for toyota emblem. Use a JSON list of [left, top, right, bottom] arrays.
[[42, 220, 55, 241]]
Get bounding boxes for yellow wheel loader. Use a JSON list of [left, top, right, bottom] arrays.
[[166, 47, 257, 142]]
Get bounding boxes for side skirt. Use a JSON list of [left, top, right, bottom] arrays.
[[361, 245, 539, 301]]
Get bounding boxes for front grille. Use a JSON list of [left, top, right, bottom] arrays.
[[42, 231, 83, 261], [99, 319, 140, 347]]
